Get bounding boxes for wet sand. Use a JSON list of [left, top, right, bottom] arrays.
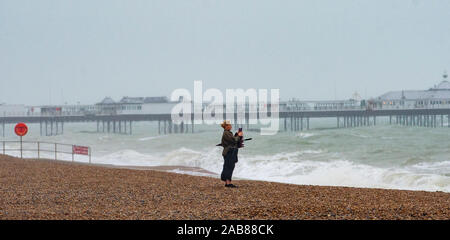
[[0, 154, 449, 220]]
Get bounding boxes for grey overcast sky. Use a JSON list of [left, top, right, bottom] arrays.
[[0, 0, 449, 105]]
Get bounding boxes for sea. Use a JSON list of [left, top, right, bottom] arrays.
[[2, 117, 450, 193]]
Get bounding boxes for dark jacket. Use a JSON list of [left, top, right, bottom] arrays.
[[221, 130, 240, 156]]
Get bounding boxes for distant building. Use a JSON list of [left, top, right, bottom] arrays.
[[376, 72, 450, 109], [39, 106, 63, 116], [96, 96, 176, 115], [117, 97, 143, 114], [61, 105, 97, 116], [96, 97, 118, 115], [282, 94, 364, 111]]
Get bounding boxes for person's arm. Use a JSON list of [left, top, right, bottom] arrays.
[[222, 131, 239, 146]]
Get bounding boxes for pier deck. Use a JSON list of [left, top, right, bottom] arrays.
[[2, 107, 450, 136]]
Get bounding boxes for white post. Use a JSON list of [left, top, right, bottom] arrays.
[[20, 136, 23, 159]]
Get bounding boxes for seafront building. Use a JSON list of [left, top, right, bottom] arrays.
[[374, 72, 450, 109]]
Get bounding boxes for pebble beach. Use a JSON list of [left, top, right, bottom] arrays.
[[0, 154, 449, 220]]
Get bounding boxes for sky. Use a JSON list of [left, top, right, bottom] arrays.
[[0, 0, 449, 105]]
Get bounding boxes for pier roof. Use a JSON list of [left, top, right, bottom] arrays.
[[378, 89, 450, 100], [119, 97, 145, 104], [97, 97, 116, 105], [378, 78, 450, 101], [118, 96, 169, 104], [432, 80, 450, 90], [144, 96, 168, 103]]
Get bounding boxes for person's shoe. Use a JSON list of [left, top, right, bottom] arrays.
[[226, 184, 238, 188]]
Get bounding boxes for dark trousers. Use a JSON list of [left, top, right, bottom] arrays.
[[220, 148, 238, 182]]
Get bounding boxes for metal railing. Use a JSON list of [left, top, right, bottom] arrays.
[[0, 140, 91, 163]]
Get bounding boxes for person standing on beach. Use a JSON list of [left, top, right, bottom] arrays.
[[220, 120, 242, 188]]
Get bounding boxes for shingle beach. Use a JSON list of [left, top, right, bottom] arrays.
[[0, 154, 448, 220]]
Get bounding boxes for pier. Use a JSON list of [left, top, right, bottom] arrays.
[[1, 107, 450, 137]]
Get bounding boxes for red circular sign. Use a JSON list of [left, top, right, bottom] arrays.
[[14, 123, 28, 137]]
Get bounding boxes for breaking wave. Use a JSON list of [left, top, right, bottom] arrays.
[[92, 148, 450, 192]]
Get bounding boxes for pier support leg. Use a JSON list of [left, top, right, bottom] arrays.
[[293, 117, 296, 131], [290, 116, 293, 132]]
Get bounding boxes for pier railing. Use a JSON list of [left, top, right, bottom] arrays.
[[0, 141, 91, 163]]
